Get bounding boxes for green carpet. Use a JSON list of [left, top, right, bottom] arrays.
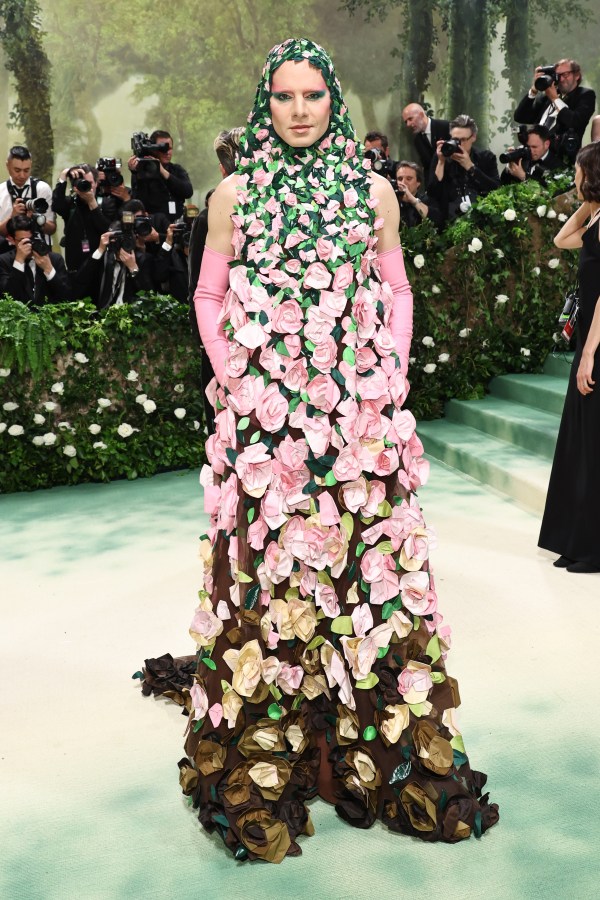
[[1, 463, 598, 900]]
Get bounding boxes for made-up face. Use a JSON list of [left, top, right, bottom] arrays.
[[269, 59, 331, 148], [7, 156, 32, 188]]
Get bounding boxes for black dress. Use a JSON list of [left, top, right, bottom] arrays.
[[539, 221, 600, 566]]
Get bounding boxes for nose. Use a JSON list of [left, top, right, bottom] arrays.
[[292, 95, 308, 120]]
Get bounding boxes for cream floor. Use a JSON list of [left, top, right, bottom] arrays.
[[1, 462, 598, 900]]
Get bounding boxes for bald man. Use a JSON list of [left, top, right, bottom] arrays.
[[402, 103, 450, 172]]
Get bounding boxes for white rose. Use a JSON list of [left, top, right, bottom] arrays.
[[520, 347, 531, 357], [548, 258, 560, 269], [438, 353, 450, 363], [468, 237, 483, 253], [495, 294, 509, 305], [174, 408, 186, 419], [413, 254, 425, 269], [43, 433, 57, 446], [8, 424, 24, 436], [93, 441, 107, 450], [536, 205, 547, 217], [63, 444, 77, 457], [43, 401, 57, 412], [32, 435, 45, 446], [558, 213, 567, 222], [0, 422, 6, 433], [532, 266, 541, 276], [33, 413, 45, 425], [503, 209, 516, 221], [51, 382, 64, 395], [117, 423, 134, 438], [494, 248, 505, 258], [546, 209, 557, 219], [409, 357, 416, 365], [431, 284, 441, 294], [422, 336, 435, 347], [97, 398, 112, 408], [58, 421, 73, 431], [143, 399, 157, 414], [135, 393, 148, 404], [423, 363, 437, 374], [174, 383, 184, 393], [3, 401, 18, 411], [88, 424, 101, 435], [459, 328, 471, 338], [73, 352, 89, 364], [193, 420, 201, 431], [0, 368, 10, 377], [552, 332, 561, 343], [126, 370, 139, 381]]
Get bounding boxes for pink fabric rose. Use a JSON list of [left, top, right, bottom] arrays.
[[190, 683, 208, 720], [397, 663, 433, 704], [332, 261, 354, 292], [272, 300, 304, 334], [306, 374, 341, 414], [277, 663, 304, 695], [400, 571, 433, 615], [340, 477, 368, 513], [256, 382, 288, 433], [227, 375, 264, 416], [312, 336, 339, 373], [273, 435, 308, 473], [304, 261, 333, 291], [234, 442, 272, 498], [284, 334, 302, 358], [315, 583, 340, 618], [333, 443, 364, 482], [282, 357, 309, 393], [343, 188, 358, 208], [261, 490, 287, 529]]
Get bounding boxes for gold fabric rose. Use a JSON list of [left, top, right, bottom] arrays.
[[238, 719, 287, 757], [400, 783, 438, 832], [235, 808, 292, 864], [288, 597, 317, 643], [377, 703, 410, 745], [193, 739, 226, 776], [223, 761, 253, 809], [346, 748, 382, 791], [221, 687, 244, 728], [412, 720, 454, 775], [248, 754, 293, 800], [178, 761, 198, 795], [223, 640, 265, 698], [336, 703, 359, 745]]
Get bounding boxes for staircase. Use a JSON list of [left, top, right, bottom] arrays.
[[417, 354, 574, 513]]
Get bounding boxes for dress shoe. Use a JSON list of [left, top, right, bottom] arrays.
[[566, 561, 600, 574], [553, 556, 574, 568]]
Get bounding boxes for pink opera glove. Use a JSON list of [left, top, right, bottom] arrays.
[[378, 245, 414, 376], [194, 245, 234, 385]]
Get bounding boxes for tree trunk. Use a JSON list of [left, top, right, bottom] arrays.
[[0, 0, 54, 182], [503, 0, 530, 110], [397, 0, 436, 158], [446, 0, 491, 146]]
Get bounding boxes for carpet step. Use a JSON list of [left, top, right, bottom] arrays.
[[445, 395, 561, 460], [542, 352, 574, 378], [417, 420, 551, 514], [489, 373, 568, 416]]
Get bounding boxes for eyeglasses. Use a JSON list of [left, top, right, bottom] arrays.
[[557, 71, 574, 79]]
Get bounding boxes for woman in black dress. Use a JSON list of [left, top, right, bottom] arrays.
[[539, 142, 600, 573]]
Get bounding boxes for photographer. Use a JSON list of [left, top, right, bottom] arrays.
[[500, 125, 562, 186], [402, 103, 450, 172], [363, 131, 395, 182], [395, 161, 442, 230], [0, 214, 71, 306], [0, 146, 56, 246], [52, 164, 111, 272], [72, 200, 156, 307], [95, 157, 131, 222], [154, 208, 199, 302], [128, 130, 193, 222], [428, 114, 500, 224], [514, 59, 596, 161]]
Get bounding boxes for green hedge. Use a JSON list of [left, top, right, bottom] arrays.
[[0, 175, 578, 493]]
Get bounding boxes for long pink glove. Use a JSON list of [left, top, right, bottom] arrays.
[[378, 245, 413, 376], [194, 246, 234, 385]]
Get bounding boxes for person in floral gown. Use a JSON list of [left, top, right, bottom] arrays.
[[141, 38, 498, 863]]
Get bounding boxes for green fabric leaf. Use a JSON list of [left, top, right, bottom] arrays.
[[355, 541, 366, 557], [192, 717, 205, 732], [356, 673, 379, 689], [267, 703, 283, 720], [342, 346, 355, 366], [247, 507, 255, 524], [249, 431, 261, 444], [430, 671, 446, 684], [238, 416, 250, 430], [363, 725, 377, 741], [237, 571, 253, 584], [245, 584, 260, 610], [201, 657, 216, 671], [269, 683, 282, 701], [425, 635, 442, 663], [389, 760, 411, 784], [376, 540, 394, 554], [324, 471, 338, 486], [331, 615, 353, 635], [376, 645, 389, 659], [306, 635, 325, 651], [341, 512, 354, 539]]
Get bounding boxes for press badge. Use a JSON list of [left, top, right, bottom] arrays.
[[168, 201, 176, 215], [81, 238, 90, 253]]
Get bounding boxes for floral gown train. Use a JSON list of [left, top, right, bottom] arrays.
[[141, 38, 498, 863]]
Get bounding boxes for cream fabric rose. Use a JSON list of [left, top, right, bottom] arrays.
[[88, 424, 101, 435], [380, 703, 410, 744]]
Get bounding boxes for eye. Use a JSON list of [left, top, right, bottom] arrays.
[[272, 92, 292, 102], [306, 91, 327, 101]]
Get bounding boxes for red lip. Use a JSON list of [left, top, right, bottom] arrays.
[[291, 126, 311, 131]]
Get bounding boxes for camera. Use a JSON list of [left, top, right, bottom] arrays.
[[499, 146, 532, 164], [171, 205, 199, 249], [131, 132, 169, 180], [534, 65, 558, 92], [24, 197, 49, 213], [96, 157, 124, 188], [68, 168, 92, 193], [440, 138, 463, 158], [28, 214, 49, 256], [364, 148, 395, 179], [559, 129, 580, 163], [109, 211, 153, 253]]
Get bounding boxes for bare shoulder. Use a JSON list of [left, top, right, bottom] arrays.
[[210, 173, 239, 211], [370, 172, 397, 207], [369, 173, 400, 252], [206, 174, 239, 254]]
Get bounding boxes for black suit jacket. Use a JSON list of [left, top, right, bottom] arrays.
[[131, 162, 193, 220], [427, 146, 500, 223], [51, 181, 111, 271], [0, 250, 72, 306], [413, 118, 451, 171], [514, 85, 596, 141]]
